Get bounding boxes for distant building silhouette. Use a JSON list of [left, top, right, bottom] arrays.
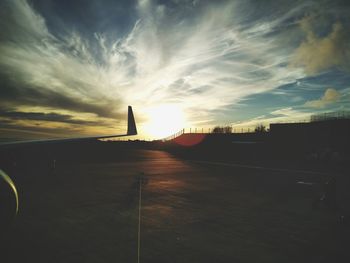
[[310, 111, 350, 122]]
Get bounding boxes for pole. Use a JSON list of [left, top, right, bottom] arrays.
[[138, 178, 142, 263]]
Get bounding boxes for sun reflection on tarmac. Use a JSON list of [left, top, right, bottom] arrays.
[[148, 179, 186, 191]]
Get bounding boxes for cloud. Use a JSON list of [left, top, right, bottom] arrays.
[[0, 121, 88, 140], [0, 108, 100, 125], [231, 107, 312, 129], [1, 0, 348, 139], [291, 16, 350, 75], [304, 88, 341, 108], [0, 77, 122, 119], [0, 1, 305, 132]]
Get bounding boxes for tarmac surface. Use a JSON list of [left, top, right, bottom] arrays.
[[1, 149, 349, 262]]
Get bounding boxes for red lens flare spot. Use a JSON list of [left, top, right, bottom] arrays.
[[174, 133, 206, 146]]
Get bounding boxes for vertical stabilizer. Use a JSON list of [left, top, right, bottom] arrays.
[[127, 106, 137, 135]]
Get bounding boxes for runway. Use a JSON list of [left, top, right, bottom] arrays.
[[1, 149, 348, 262]]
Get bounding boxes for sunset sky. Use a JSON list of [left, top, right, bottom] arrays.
[[1, 0, 350, 140]]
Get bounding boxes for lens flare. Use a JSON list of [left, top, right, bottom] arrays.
[[174, 133, 207, 146], [0, 169, 19, 216]]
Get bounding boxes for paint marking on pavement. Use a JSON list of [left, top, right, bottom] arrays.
[[190, 160, 329, 176]]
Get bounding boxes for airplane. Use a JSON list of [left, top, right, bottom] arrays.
[[0, 106, 137, 223], [0, 105, 137, 147]]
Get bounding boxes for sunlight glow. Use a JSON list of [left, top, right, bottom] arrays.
[[144, 104, 187, 139]]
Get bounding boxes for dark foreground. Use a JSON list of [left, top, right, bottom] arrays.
[[1, 149, 349, 263]]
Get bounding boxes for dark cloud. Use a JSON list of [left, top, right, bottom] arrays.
[[0, 75, 122, 119], [0, 121, 86, 140], [0, 108, 100, 125]]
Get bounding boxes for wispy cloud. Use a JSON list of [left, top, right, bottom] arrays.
[[231, 107, 312, 129]]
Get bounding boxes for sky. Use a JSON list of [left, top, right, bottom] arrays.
[[0, 0, 350, 140]]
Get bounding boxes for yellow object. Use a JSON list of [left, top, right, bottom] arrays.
[[0, 169, 19, 215]]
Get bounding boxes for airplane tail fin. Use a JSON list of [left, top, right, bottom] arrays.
[[127, 106, 137, 135]]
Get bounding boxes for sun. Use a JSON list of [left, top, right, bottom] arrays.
[[144, 104, 187, 139]]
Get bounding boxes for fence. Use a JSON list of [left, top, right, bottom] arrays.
[[310, 111, 350, 122], [162, 129, 185, 141], [161, 126, 257, 141], [162, 112, 350, 141]]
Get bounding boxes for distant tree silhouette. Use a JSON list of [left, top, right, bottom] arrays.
[[254, 124, 267, 133], [212, 126, 222, 133], [223, 126, 232, 133], [212, 126, 232, 133]]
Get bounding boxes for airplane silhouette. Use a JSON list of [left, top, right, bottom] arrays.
[[0, 106, 137, 223], [0, 106, 137, 146]]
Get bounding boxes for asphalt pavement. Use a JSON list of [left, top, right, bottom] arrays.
[[1, 150, 348, 263]]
